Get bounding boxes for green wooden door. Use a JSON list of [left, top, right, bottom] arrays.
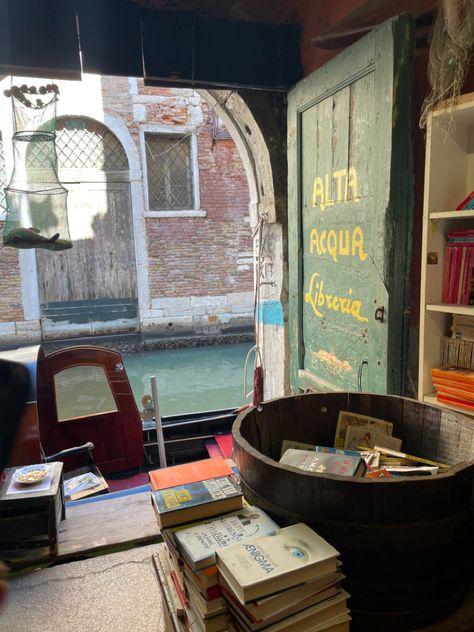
[[288, 16, 413, 395]]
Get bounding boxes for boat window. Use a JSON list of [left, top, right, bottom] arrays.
[[54, 365, 118, 422]]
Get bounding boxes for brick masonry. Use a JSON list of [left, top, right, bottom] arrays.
[[0, 77, 254, 342]]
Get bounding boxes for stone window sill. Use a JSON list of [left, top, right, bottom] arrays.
[[144, 209, 207, 218]]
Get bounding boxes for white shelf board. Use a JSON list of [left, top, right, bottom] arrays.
[[428, 210, 474, 220], [426, 304, 474, 316], [423, 393, 474, 416]]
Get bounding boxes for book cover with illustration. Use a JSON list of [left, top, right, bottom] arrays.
[[176, 505, 279, 569], [152, 475, 243, 527], [334, 410, 393, 448], [149, 457, 233, 491], [280, 448, 364, 477], [343, 426, 402, 451], [216, 523, 339, 604]]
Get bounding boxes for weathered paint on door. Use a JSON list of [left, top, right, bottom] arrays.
[[36, 181, 138, 337], [288, 16, 413, 395]]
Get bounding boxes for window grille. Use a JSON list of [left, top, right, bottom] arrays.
[[145, 133, 194, 211], [55, 117, 128, 171], [0, 134, 6, 210]]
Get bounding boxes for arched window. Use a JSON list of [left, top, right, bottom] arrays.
[[55, 117, 128, 171]]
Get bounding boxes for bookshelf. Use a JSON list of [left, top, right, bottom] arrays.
[[418, 93, 474, 415]]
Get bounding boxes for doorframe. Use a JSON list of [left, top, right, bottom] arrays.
[[17, 107, 150, 336]]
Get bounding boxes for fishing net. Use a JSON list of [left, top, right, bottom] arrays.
[[420, 0, 474, 129], [3, 83, 72, 250]]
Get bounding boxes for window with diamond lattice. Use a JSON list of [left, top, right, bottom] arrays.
[[145, 133, 194, 211], [0, 134, 6, 209], [54, 117, 128, 171]]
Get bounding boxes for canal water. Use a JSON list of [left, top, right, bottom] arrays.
[[123, 342, 254, 416]]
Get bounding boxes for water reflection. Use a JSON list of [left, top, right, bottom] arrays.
[[123, 343, 253, 416]]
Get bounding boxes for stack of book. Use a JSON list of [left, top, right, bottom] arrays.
[[149, 457, 243, 529], [216, 523, 350, 632], [149, 457, 277, 631], [441, 229, 474, 305], [440, 314, 474, 370], [160, 505, 280, 631], [431, 365, 474, 412]]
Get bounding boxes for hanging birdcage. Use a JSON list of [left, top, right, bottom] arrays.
[[2, 83, 72, 251]]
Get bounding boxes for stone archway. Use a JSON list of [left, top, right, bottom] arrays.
[[199, 89, 290, 399]]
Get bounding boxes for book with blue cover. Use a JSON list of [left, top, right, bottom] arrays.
[[151, 475, 243, 528]]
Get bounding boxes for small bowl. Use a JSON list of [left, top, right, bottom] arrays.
[[13, 464, 49, 485]]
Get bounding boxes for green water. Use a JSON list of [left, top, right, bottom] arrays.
[[122, 343, 254, 416]]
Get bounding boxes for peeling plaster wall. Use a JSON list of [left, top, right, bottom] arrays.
[[203, 89, 291, 399]]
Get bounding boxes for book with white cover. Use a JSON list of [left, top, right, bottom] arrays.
[[216, 523, 339, 604], [176, 505, 279, 569]]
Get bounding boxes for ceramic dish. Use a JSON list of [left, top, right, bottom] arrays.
[[13, 464, 49, 485]]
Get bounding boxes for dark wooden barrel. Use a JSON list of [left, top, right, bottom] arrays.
[[232, 392, 474, 632]]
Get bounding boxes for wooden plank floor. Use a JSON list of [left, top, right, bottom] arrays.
[[57, 489, 161, 559]]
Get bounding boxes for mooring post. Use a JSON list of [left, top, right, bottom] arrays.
[[150, 375, 167, 468]]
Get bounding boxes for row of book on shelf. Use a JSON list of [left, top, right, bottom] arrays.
[[433, 314, 474, 411], [441, 230, 474, 305], [148, 456, 351, 632]]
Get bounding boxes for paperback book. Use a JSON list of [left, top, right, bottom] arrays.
[[149, 457, 234, 492], [151, 475, 243, 528], [280, 449, 365, 477], [216, 523, 339, 604], [175, 505, 279, 570]]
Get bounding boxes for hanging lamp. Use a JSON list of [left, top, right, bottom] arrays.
[[2, 82, 72, 251]]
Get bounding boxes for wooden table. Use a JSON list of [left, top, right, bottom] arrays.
[[0, 462, 65, 557], [4, 487, 162, 570]]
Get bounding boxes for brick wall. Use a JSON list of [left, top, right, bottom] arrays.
[[102, 78, 253, 320]]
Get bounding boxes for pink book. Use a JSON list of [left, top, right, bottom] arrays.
[[442, 246, 453, 303]]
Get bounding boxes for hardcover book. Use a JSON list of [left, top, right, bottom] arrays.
[[149, 457, 233, 491], [151, 475, 243, 528], [280, 449, 365, 477], [226, 589, 350, 632], [216, 523, 339, 604], [175, 505, 279, 570], [220, 569, 344, 623]]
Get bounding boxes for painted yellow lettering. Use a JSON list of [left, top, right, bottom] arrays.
[[318, 279, 325, 307], [339, 230, 349, 256], [325, 174, 335, 207], [312, 177, 325, 210], [333, 169, 346, 202], [332, 297, 340, 311], [351, 300, 369, 323], [340, 297, 347, 312], [326, 294, 334, 309], [352, 226, 368, 261], [327, 230, 338, 262], [319, 230, 327, 254], [309, 228, 320, 255], [347, 167, 359, 201], [304, 273, 323, 318]]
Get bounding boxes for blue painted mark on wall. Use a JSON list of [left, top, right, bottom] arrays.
[[257, 300, 284, 326]]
